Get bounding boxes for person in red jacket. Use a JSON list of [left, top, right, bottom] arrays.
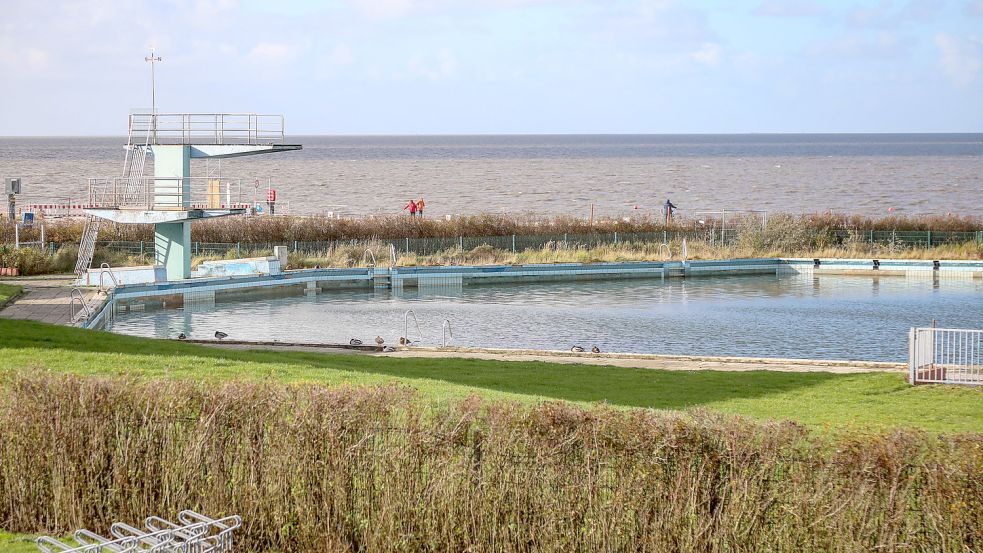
[[403, 199, 418, 216]]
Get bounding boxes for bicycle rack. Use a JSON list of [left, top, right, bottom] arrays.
[[441, 319, 453, 348], [36, 510, 241, 553]]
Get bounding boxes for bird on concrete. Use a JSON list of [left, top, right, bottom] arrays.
[[215, 331, 228, 340], [375, 336, 385, 346], [383, 346, 397, 352], [350, 338, 363, 346], [178, 333, 187, 340], [591, 346, 601, 354], [399, 337, 409, 345], [571, 346, 585, 353]]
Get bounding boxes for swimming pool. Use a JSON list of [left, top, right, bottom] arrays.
[[106, 272, 983, 362]]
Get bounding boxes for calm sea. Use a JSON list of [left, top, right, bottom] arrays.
[[1, 134, 981, 218]]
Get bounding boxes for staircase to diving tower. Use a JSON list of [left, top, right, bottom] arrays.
[[75, 114, 154, 277], [77, 112, 301, 282]]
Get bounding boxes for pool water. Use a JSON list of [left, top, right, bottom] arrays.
[[108, 274, 983, 362]]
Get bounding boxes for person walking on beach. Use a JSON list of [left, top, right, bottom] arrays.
[[416, 197, 426, 217], [663, 198, 677, 226], [403, 199, 418, 217]]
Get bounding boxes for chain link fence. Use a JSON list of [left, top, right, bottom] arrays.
[[47, 229, 983, 259]]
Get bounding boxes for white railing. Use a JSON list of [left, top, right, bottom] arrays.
[[909, 327, 983, 386], [129, 112, 286, 145], [88, 176, 248, 211]]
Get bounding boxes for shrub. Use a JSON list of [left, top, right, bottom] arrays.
[[0, 373, 979, 552]]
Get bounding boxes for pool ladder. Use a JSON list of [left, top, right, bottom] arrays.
[[403, 310, 424, 345]]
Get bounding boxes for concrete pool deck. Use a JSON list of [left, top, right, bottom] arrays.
[[0, 276, 103, 326], [198, 340, 905, 374]]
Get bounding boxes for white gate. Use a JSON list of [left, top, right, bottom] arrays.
[[909, 327, 983, 386]]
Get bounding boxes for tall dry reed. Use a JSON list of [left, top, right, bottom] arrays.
[[0, 373, 979, 552], [2, 212, 981, 246]]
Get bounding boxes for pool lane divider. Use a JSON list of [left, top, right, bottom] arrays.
[[81, 257, 983, 331]]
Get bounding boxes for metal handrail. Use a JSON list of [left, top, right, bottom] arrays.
[[404, 309, 424, 346], [389, 243, 398, 270], [87, 176, 247, 210], [99, 262, 119, 291], [659, 243, 672, 259], [129, 113, 285, 145], [362, 249, 377, 268], [69, 288, 91, 322], [441, 319, 453, 348]]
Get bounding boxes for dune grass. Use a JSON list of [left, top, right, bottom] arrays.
[[1, 319, 980, 433]]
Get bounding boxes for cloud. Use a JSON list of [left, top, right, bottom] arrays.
[[966, 0, 983, 16], [248, 42, 297, 63], [753, 0, 825, 17], [807, 32, 912, 60], [935, 33, 982, 87], [847, 0, 943, 29], [690, 42, 721, 66], [349, 0, 419, 19], [326, 44, 355, 67], [403, 49, 458, 80]]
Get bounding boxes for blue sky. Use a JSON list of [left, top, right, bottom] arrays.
[[0, 0, 981, 135]]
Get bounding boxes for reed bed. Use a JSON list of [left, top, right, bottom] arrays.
[[0, 372, 979, 552], [2, 212, 981, 246]]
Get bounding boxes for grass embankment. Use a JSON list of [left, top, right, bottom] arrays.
[[1, 372, 980, 552], [1, 319, 980, 434], [0, 284, 22, 307]]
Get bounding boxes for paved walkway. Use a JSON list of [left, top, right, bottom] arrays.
[[0, 276, 102, 326], [205, 342, 905, 374]]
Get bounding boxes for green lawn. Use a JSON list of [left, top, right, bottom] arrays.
[[0, 283, 22, 306], [0, 318, 980, 433], [0, 531, 37, 553]]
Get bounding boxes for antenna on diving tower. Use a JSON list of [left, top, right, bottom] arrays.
[[145, 47, 162, 114], [74, 51, 302, 284]]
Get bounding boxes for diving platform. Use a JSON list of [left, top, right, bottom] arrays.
[[77, 112, 301, 282]]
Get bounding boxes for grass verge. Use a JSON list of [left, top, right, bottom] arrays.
[[0, 283, 23, 307], [0, 531, 36, 553], [1, 319, 980, 433]]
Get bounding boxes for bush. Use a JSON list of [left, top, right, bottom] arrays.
[[0, 373, 979, 552]]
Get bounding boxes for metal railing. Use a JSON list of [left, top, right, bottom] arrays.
[[98, 262, 118, 291], [37, 229, 983, 263], [130, 112, 285, 145], [909, 327, 983, 386], [69, 288, 91, 324], [404, 309, 423, 345], [441, 319, 453, 348], [88, 177, 248, 211]]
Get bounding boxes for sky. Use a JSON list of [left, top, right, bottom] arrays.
[[0, 0, 981, 135]]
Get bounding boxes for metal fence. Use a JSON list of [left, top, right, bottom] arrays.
[[35, 229, 983, 260], [909, 327, 983, 386]]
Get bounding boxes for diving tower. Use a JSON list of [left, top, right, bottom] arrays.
[[78, 112, 301, 281]]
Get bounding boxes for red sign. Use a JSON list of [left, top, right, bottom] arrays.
[[266, 189, 277, 202]]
